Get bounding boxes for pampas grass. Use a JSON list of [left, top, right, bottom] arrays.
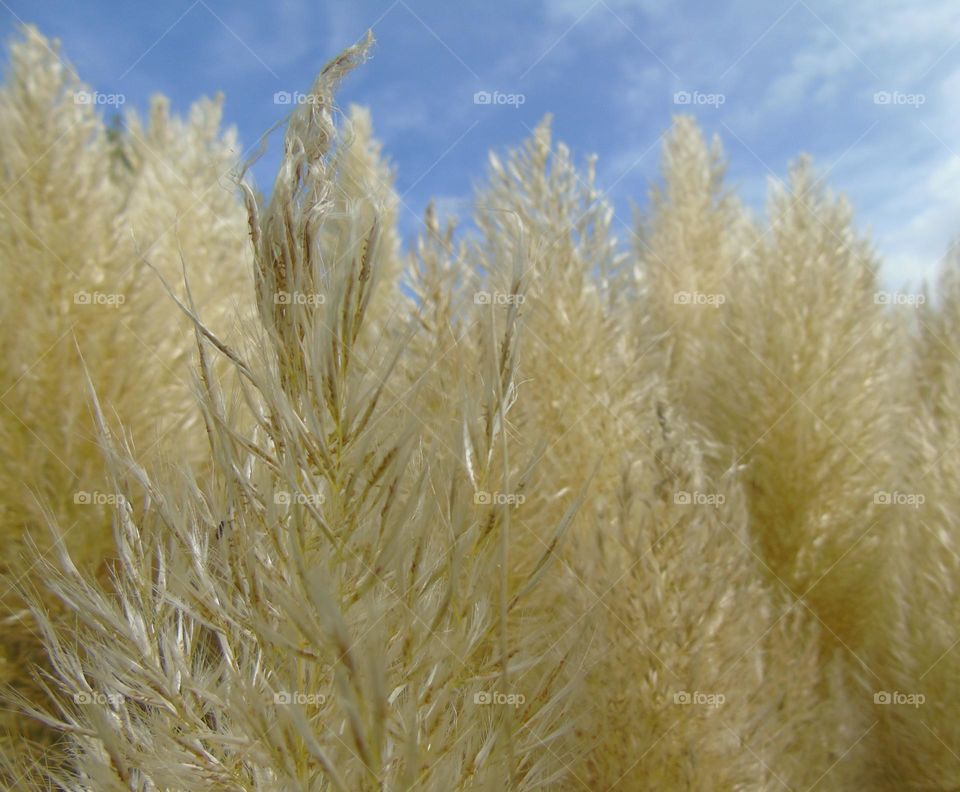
[[0, 25, 250, 761], [2, 24, 959, 791]]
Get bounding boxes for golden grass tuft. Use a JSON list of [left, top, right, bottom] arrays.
[[1, 24, 958, 792]]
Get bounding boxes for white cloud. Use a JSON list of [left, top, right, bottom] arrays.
[[361, 92, 432, 142], [541, 0, 672, 26], [873, 150, 960, 287], [432, 193, 473, 224]]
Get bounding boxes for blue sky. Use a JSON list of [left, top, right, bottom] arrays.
[[4, 0, 959, 286]]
